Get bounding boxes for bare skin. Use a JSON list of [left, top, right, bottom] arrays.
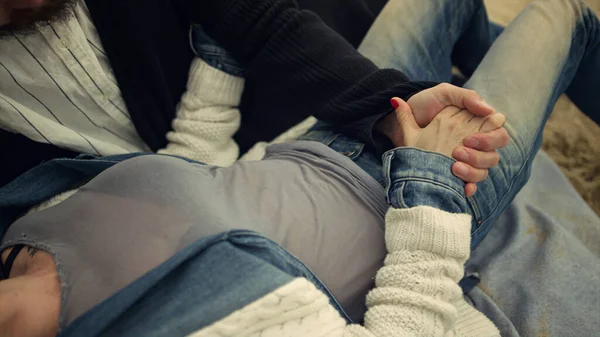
[[0, 246, 60, 337]]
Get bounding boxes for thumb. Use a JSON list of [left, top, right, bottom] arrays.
[[390, 97, 420, 147], [436, 83, 496, 117], [463, 93, 496, 117], [391, 97, 419, 133]]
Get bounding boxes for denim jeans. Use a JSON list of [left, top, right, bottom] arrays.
[[189, 24, 244, 77], [59, 230, 347, 337], [302, 0, 600, 250], [466, 151, 600, 337]]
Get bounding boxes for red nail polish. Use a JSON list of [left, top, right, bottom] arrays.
[[390, 98, 400, 110]]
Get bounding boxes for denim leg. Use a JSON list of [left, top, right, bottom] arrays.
[[465, 152, 600, 337], [61, 231, 350, 337], [463, 0, 600, 247], [358, 0, 500, 82]]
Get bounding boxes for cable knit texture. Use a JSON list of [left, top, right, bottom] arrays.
[[158, 59, 244, 166], [187, 206, 500, 337]]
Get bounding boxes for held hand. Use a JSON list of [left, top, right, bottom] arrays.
[[452, 128, 509, 195], [377, 83, 496, 146], [391, 97, 508, 196], [376, 84, 507, 195], [408, 83, 496, 127]]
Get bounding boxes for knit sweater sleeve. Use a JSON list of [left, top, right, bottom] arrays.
[[346, 206, 499, 337], [172, 0, 437, 148], [157, 59, 244, 167]]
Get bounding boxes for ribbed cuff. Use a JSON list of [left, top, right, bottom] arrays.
[[385, 206, 471, 261], [186, 59, 245, 106], [454, 298, 501, 337]]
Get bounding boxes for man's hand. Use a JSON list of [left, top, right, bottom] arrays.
[[390, 97, 508, 196], [376, 84, 508, 196]]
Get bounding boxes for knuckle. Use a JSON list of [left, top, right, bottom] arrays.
[[481, 169, 489, 181], [477, 136, 491, 150], [470, 150, 485, 166], [491, 153, 501, 166], [466, 88, 478, 96], [449, 118, 461, 128], [439, 83, 452, 90], [472, 169, 487, 182], [467, 168, 482, 182], [500, 129, 510, 145]]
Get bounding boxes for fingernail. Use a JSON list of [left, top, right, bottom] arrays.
[[390, 98, 400, 110], [455, 163, 469, 176], [455, 148, 469, 161], [464, 138, 480, 148]]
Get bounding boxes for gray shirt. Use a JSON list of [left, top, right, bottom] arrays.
[[1, 141, 388, 325]]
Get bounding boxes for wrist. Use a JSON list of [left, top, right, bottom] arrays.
[[375, 112, 404, 147]]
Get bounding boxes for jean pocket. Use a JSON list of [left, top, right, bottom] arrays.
[[327, 138, 365, 161]]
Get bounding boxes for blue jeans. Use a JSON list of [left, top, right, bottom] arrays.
[[59, 230, 347, 337], [302, 0, 600, 249], [189, 24, 244, 77], [465, 151, 600, 337]]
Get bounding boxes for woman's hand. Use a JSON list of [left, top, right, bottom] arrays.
[[390, 97, 508, 196]]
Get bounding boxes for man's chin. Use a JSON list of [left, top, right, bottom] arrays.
[[0, 23, 39, 40], [0, 0, 77, 40]]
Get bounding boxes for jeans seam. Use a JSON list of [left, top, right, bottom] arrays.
[[394, 177, 466, 201], [466, 195, 482, 226], [383, 152, 395, 204], [395, 181, 409, 209]]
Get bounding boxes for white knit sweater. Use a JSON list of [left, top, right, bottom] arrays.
[[157, 58, 245, 166], [158, 57, 316, 166], [188, 206, 500, 337]]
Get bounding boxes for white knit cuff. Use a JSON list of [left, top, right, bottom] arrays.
[[186, 58, 245, 105], [385, 206, 472, 261], [454, 298, 501, 337]]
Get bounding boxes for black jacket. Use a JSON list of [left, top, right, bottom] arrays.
[[1, 0, 435, 187]]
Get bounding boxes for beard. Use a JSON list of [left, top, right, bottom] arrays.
[[0, 0, 77, 39]]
